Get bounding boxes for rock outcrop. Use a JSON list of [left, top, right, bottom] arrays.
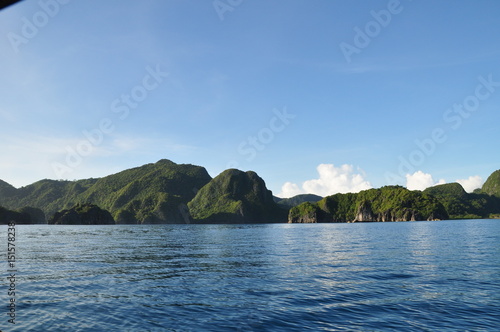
[[49, 204, 115, 225]]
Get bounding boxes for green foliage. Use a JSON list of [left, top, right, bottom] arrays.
[[424, 182, 500, 219], [289, 202, 317, 218], [423, 183, 467, 199], [3, 163, 500, 224], [0, 180, 17, 197], [276, 194, 323, 208], [188, 169, 287, 223], [49, 203, 114, 225], [290, 186, 449, 223], [0, 205, 43, 224], [482, 170, 500, 197], [0, 178, 97, 217], [0, 160, 211, 224]]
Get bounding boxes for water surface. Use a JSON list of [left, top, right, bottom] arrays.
[[1, 220, 499, 331]]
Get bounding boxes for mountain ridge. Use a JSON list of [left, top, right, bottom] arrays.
[[1, 162, 499, 224]]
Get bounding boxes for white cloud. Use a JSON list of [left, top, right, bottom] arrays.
[[406, 171, 446, 191], [279, 182, 304, 198], [406, 171, 484, 193], [456, 175, 483, 193], [278, 164, 372, 198]]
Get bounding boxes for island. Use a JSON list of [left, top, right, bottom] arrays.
[[0, 160, 499, 224]]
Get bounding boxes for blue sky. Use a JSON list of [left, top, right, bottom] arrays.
[[1, 0, 499, 197]]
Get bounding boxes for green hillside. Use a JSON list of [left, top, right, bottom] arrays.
[[0, 205, 46, 224], [423, 183, 467, 199], [1, 178, 98, 217], [1, 162, 499, 224], [0, 160, 212, 224], [276, 194, 323, 208], [188, 169, 288, 223], [289, 186, 448, 223], [482, 170, 500, 197], [424, 182, 500, 219], [78, 159, 212, 224], [0, 180, 17, 197]]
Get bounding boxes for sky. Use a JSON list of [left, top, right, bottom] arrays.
[[0, 0, 499, 197]]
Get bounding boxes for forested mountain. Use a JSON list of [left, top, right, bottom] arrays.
[[0, 160, 211, 224], [423, 182, 500, 219], [289, 186, 448, 223], [188, 169, 288, 223], [275, 194, 323, 208], [1, 163, 499, 224]]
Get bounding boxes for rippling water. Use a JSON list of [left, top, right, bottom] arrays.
[[1, 220, 499, 331]]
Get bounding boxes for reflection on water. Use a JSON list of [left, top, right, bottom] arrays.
[[0, 220, 499, 331]]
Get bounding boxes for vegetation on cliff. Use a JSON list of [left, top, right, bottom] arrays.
[[0, 160, 211, 224], [79, 159, 211, 224], [481, 170, 500, 197], [289, 186, 448, 223], [1, 163, 499, 224], [188, 169, 288, 223], [423, 182, 500, 219]]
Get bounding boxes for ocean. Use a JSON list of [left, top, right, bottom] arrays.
[[1, 219, 499, 331]]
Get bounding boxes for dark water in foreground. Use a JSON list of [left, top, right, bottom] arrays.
[[1, 220, 499, 331]]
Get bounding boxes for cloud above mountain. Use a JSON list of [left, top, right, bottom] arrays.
[[279, 164, 372, 198]]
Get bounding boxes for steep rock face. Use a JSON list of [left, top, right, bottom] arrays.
[[352, 202, 424, 222], [482, 170, 500, 197], [49, 204, 114, 225], [188, 169, 287, 223], [353, 201, 376, 222]]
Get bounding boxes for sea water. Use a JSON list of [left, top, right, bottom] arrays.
[[1, 220, 499, 331]]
